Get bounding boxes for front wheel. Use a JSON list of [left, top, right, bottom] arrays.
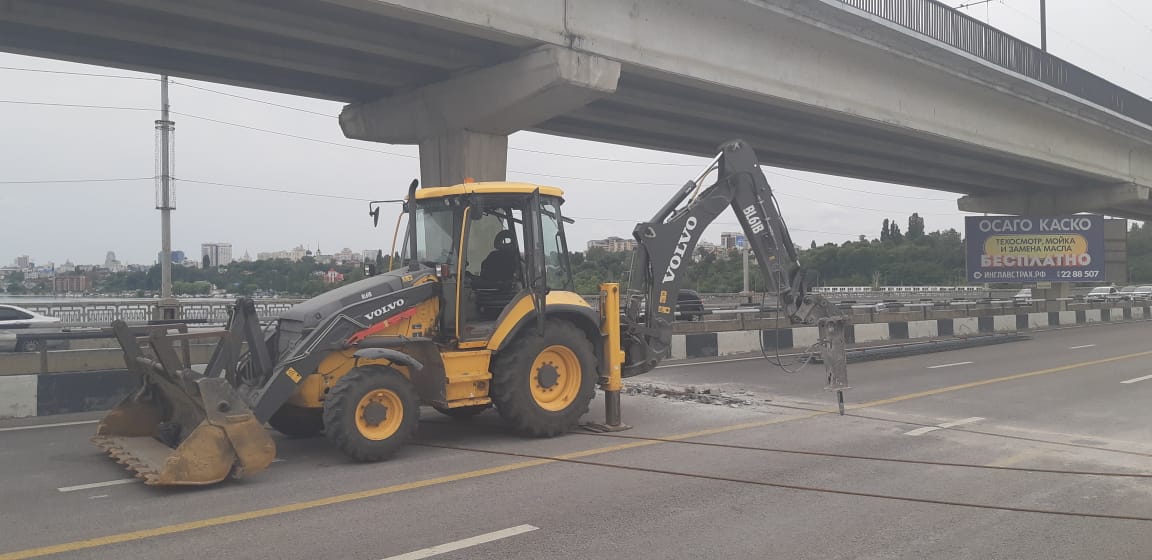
[[323, 366, 419, 462], [490, 319, 597, 437]]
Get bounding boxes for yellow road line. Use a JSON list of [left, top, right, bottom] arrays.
[[5, 350, 1149, 560], [852, 350, 1152, 409]]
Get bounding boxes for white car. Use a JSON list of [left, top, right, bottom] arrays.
[[0, 305, 66, 352], [1084, 286, 1117, 303], [0, 304, 62, 329]]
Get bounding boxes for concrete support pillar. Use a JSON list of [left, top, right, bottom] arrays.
[[419, 130, 507, 187], [340, 45, 620, 187]]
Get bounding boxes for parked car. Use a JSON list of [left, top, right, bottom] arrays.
[[1109, 285, 1139, 302], [675, 289, 705, 321], [1085, 286, 1118, 303], [0, 305, 65, 352], [1132, 286, 1152, 302], [0, 304, 61, 329], [638, 289, 707, 321]]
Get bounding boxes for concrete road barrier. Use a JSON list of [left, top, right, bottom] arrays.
[[666, 305, 1152, 360], [3, 306, 1150, 419]]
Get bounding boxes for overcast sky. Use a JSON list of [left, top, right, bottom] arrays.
[[1, 1, 1150, 267]]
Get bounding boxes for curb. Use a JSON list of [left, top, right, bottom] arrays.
[[668, 306, 1147, 360]]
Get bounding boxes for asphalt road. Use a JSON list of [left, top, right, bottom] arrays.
[[3, 321, 1152, 559]]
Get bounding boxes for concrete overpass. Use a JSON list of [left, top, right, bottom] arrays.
[[2, 0, 1151, 217]]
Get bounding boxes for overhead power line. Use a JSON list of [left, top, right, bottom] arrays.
[[169, 80, 335, 117], [178, 178, 372, 201], [0, 177, 152, 184], [0, 99, 152, 112], [953, 0, 996, 9], [0, 65, 156, 81]]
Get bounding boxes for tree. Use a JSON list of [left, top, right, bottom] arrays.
[[810, 240, 817, 249], [202, 254, 212, 269], [880, 218, 890, 242], [889, 220, 903, 243], [907, 212, 925, 240]]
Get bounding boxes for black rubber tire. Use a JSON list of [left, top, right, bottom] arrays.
[[432, 404, 491, 420], [268, 404, 324, 438], [490, 318, 597, 437], [16, 339, 44, 352], [323, 366, 419, 462]]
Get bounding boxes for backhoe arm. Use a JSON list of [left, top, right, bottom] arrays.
[[620, 140, 848, 405]]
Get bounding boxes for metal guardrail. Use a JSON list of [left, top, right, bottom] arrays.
[[2, 289, 1106, 327], [20, 299, 299, 326], [6, 323, 203, 376], [835, 0, 1152, 127]]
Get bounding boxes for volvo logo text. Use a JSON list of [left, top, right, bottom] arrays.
[[662, 217, 698, 283]]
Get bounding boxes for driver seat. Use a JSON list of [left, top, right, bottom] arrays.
[[474, 231, 521, 318]]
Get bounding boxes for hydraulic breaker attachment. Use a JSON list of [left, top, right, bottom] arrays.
[[93, 315, 275, 486], [583, 282, 631, 433]]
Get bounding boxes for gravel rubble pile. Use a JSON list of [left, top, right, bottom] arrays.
[[623, 382, 767, 408]]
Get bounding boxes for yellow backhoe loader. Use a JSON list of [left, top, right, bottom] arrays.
[[95, 140, 848, 485]]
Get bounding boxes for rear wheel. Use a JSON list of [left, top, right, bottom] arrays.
[[323, 366, 419, 462], [268, 404, 324, 438], [490, 319, 597, 437]]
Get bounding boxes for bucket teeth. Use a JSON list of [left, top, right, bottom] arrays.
[[93, 438, 160, 481]]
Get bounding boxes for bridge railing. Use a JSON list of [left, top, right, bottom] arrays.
[[834, 0, 1152, 128], [22, 300, 301, 327]]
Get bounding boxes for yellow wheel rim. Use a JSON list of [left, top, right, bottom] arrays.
[[355, 389, 403, 440], [530, 345, 582, 412]]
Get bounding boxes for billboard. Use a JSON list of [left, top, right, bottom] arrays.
[[965, 215, 1104, 283]]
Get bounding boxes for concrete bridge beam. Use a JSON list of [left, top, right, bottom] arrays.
[[339, 45, 621, 186], [957, 183, 1152, 218]]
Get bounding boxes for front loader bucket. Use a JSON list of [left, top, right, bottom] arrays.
[[93, 321, 275, 486]]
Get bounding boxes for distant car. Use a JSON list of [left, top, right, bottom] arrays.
[[675, 289, 705, 321], [1109, 285, 1139, 302], [1013, 288, 1032, 304], [1085, 286, 1118, 303], [0, 305, 64, 352], [1132, 286, 1152, 302], [638, 289, 706, 321], [0, 304, 61, 329]]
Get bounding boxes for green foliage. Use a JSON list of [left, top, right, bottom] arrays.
[[801, 216, 965, 286], [1128, 222, 1152, 283], [571, 248, 631, 294], [97, 259, 368, 298], [907, 213, 925, 240]]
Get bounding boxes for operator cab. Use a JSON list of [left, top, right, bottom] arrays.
[[395, 182, 574, 342]]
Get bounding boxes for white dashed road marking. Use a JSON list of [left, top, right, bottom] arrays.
[[0, 420, 98, 433], [926, 361, 973, 369], [57, 479, 138, 493], [380, 525, 539, 560], [904, 417, 984, 436], [1121, 374, 1152, 384], [1068, 344, 1097, 350]]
